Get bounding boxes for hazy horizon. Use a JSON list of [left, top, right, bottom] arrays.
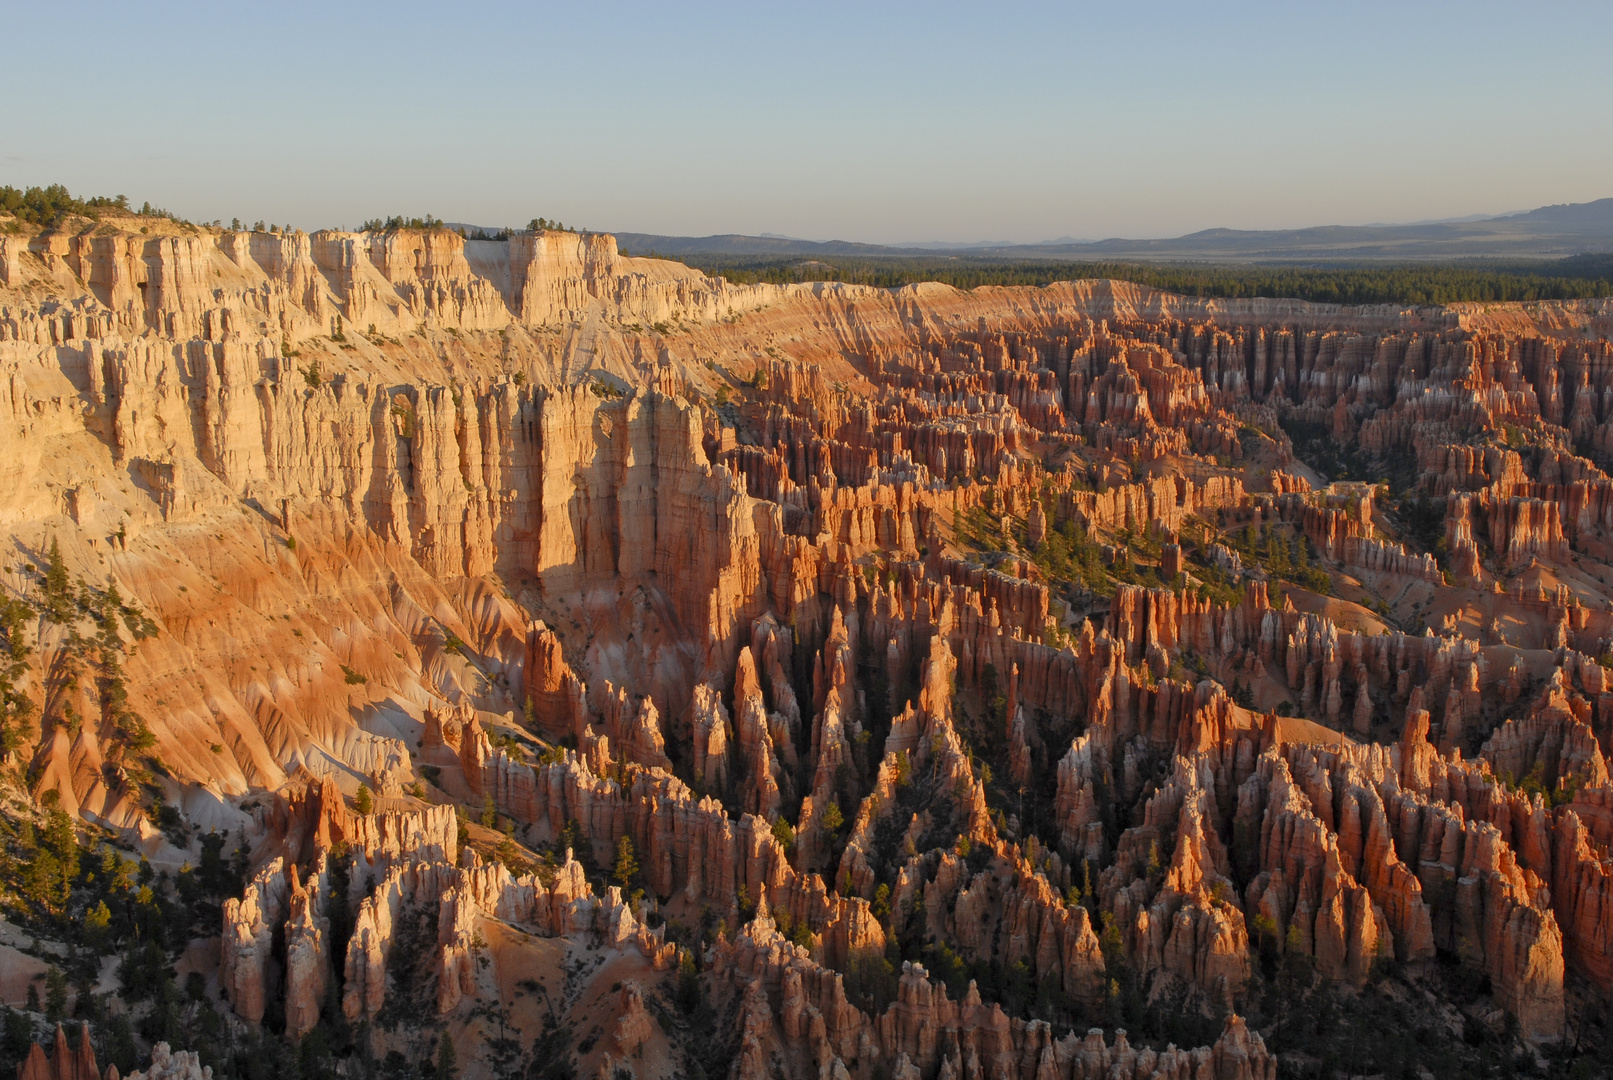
[[6, 1, 1611, 245]]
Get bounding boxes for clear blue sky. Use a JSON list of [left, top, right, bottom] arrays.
[[5, 1, 1610, 243]]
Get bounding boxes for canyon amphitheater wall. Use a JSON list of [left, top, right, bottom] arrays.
[[3, 209, 1613, 1079]]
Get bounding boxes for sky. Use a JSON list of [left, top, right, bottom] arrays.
[[5, 1, 1612, 244]]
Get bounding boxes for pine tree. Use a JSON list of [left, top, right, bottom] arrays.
[[821, 800, 844, 833], [435, 1031, 457, 1080], [85, 901, 112, 950], [355, 784, 373, 815], [20, 805, 78, 915], [770, 816, 795, 851], [0, 598, 33, 755], [3, 1007, 33, 1068], [1267, 530, 1290, 574], [44, 538, 71, 622], [613, 834, 638, 890], [43, 968, 67, 1022]]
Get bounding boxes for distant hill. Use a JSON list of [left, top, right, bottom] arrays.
[[611, 197, 1613, 263], [1493, 198, 1613, 229]]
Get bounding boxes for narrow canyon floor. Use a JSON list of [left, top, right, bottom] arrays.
[[1, 210, 1611, 1080]]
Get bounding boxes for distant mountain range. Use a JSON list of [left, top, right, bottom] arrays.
[[612, 198, 1613, 263]]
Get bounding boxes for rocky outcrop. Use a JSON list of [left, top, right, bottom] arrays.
[[124, 1045, 211, 1080], [721, 910, 1275, 1080], [1481, 681, 1611, 792], [733, 646, 788, 818], [282, 860, 331, 1040], [1236, 751, 1409, 988], [16, 1026, 102, 1080], [686, 682, 733, 794], [220, 858, 291, 1023], [523, 621, 588, 737], [601, 683, 674, 772], [225, 758, 675, 1028], [611, 982, 657, 1055]]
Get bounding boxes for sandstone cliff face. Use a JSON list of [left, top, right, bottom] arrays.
[[2, 217, 775, 347]]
